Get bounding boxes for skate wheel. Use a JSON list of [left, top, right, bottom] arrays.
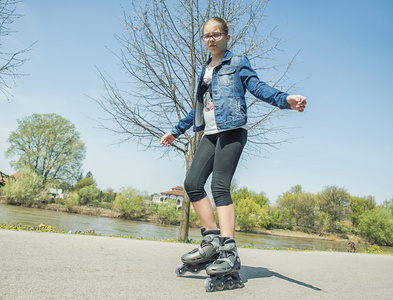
[[227, 281, 234, 289], [216, 281, 225, 291], [175, 265, 185, 276], [204, 278, 214, 292], [191, 268, 201, 275]]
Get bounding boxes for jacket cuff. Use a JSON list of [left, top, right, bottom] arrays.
[[170, 128, 181, 139], [281, 94, 291, 110]]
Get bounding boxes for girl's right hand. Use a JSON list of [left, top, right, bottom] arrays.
[[160, 132, 176, 147]]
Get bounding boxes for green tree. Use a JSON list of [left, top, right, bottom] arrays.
[[318, 186, 351, 231], [276, 185, 317, 227], [95, 0, 300, 242], [358, 207, 393, 246], [78, 184, 100, 206], [350, 195, 376, 226], [112, 187, 144, 219], [232, 187, 269, 207], [236, 197, 270, 231], [5, 113, 86, 184], [269, 206, 284, 229], [74, 177, 95, 190], [276, 192, 296, 226], [382, 197, 393, 216], [1, 167, 47, 206]]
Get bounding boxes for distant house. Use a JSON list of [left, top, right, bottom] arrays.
[[0, 171, 14, 187], [47, 188, 64, 199], [152, 186, 184, 209]]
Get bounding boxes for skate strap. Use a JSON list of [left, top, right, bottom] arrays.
[[203, 236, 214, 243], [217, 257, 234, 268], [219, 243, 235, 251], [198, 246, 206, 257]]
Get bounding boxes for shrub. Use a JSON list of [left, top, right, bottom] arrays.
[[78, 185, 100, 206], [1, 167, 44, 206], [65, 192, 80, 213], [358, 207, 393, 246], [150, 200, 180, 225], [236, 197, 270, 232], [112, 187, 145, 219]]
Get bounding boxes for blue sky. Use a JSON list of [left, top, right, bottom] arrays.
[[1, 0, 392, 205]]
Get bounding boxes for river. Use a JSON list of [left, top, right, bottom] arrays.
[[1, 203, 390, 252]]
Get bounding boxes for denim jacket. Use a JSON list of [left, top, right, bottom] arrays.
[[171, 50, 291, 138]]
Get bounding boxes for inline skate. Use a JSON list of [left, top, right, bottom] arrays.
[[175, 227, 221, 276], [204, 237, 244, 292]]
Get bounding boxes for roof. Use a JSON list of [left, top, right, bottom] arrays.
[[171, 186, 184, 191], [162, 186, 184, 196]]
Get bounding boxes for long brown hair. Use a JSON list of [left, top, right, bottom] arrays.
[[202, 17, 231, 34]]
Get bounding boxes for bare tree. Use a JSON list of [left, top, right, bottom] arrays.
[[95, 0, 299, 241], [0, 0, 33, 101]]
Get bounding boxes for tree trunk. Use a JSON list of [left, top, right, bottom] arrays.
[[178, 193, 191, 242]]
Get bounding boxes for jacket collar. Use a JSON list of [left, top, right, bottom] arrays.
[[204, 50, 233, 67]]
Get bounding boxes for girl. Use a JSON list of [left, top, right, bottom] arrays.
[[161, 17, 306, 291]]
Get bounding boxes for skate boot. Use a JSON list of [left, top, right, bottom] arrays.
[[175, 227, 221, 276], [204, 237, 244, 292]]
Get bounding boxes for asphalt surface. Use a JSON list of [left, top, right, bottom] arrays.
[[1, 229, 392, 299]]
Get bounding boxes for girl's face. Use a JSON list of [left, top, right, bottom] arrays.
[[202, 21, 230, 57]]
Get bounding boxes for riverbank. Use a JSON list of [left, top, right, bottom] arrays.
[[1, 229, 393, 299], [262, 228, 352, 242], [0, 200, 362, 245]]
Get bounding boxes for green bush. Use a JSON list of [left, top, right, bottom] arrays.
[[150, 200, 180, 225], [65, 192, 80, 212], [358, 207, 393, 246], [112, 187, 145, 219], [1, 167, 45, 206], [350, 195, 376, 226], [236, 197, 270, 232], [78, 185, 100, 206]]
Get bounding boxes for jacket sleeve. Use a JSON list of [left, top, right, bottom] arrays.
[[170, 108, 195, 138], [239, 55, 291, 109]]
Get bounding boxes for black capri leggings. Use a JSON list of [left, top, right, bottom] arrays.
[[184, 128, 247, 207]]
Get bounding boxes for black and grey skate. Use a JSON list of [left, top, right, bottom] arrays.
[[204, 237, 244, 292], [175, 227, 220, 276]]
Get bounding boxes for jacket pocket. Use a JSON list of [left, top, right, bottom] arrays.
[[218, 67, 236, 86]]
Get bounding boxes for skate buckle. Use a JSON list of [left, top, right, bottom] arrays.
[[198, 247, 206, 257]]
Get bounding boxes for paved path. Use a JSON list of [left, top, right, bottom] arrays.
[[1, 229, 392, 299]]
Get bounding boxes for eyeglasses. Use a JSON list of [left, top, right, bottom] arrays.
[[201, 32, 227, 42]]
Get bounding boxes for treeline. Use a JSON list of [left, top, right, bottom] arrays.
[[232, 185, 393, 247], [1, 168, 393, 246]]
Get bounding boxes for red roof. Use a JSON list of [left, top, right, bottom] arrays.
[[171, 186, 184, 191], [162, 186, 184, 196]]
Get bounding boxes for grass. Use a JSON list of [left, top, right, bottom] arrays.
[[1, 221, 392, 255]]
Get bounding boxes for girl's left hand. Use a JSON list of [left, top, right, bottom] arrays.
[[286, 95, 307, 112]]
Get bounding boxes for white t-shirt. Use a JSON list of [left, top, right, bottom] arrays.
[[202, 67, 219, 135], [202, 67, 248, 135]]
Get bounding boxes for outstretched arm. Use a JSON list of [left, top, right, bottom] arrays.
[[286, 95, 307, 112]]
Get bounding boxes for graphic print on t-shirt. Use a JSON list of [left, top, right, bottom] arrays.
[[203, 66, 220, 135], [203, 68, 213, 113]]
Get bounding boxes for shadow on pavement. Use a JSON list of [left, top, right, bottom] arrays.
[[241, 265, 322, 291]]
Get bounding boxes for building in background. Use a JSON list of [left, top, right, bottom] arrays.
[[152, 186, 184, 209]]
